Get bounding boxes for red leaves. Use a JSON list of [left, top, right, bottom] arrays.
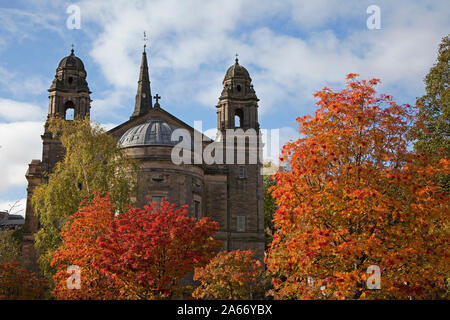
[[95, 199, 220, 299], [51, 193, 220, 300], [346, 73, 359, 80]]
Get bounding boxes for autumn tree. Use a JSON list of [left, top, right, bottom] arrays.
[[32, 117, 139, 284], [266, 74, 449, 299], [263, 161, 281, 249], [95, 200, 220, 299], [51, 193, 120, 300], [193, 250, 265, 300], [0, 230, 21, 264], [0, 261, 47, 299], [414, 34, 449, 192]]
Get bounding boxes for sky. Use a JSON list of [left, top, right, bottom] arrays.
[[0, 0, 449, 215]]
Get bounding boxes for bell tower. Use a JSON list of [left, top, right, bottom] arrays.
[[215, 57, 265, 261], [22, 48, 91, 271], [47, 47, 91, 120], [43, 47, 91, 173], [216, 56, 259, 132]]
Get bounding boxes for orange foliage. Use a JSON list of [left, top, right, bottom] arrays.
[[0, 261, 47, 300], [51, 193, 120, 299], [193, 250, 264, 300], [266, 74, 450, 299]]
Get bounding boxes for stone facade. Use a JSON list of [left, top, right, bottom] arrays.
[[22, 47, 265, 270]]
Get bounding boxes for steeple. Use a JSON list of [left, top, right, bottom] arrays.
[[131, 47, 153, 119]]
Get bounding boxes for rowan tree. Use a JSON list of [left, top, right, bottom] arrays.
[[263, 162, 279, 249], [51, 193, 120, 300], [266, 74, 449, 299], [0, 261, 47, 300], [32, 117, 139, 284], [95, 200, 220, 299], [193, 250, 265, 300]]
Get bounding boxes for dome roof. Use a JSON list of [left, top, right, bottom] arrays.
[[118, 118, 180, 148], [57, 49, 85, 71], [224, 58, 251, 81]]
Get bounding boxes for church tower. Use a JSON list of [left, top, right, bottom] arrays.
[[47, 47, 91, 119], [217, 56, 259, 131], [22, 48, 91, 271], [215, 57, 265, 260], [131, 47, 153, 119], [43, 47, 91, 173]]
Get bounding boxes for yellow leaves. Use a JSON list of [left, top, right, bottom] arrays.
[[193, 250, 265, 300]]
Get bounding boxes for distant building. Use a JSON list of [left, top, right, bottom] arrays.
[[0, 211, 25, 230]]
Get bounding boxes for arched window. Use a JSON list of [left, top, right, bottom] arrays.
[[235, 108, 243, 128], [64, 101, 75, 120], [66, 108, 74, 120]]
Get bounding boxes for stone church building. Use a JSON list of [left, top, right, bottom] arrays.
[[22, 46, 265, 269]]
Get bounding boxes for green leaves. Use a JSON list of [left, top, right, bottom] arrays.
[[32, 118, 139, 285], [0, 230, 21, 264], [414, 34, 450, 192]]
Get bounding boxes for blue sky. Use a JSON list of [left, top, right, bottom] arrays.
[[0, 0, 449, 215]]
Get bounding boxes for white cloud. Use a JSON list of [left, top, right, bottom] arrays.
[[90, 89, 131, 122], [0, 121, 43, 193], [0, 98, 46, 122], [261, 125, 299, 165], [73, 0, 450, 119]]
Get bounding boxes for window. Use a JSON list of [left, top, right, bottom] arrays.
[[237, 216, 246, 232], [151, 196, 163, 207], [235, 114, 240, 127], [234, 109, 243, 128], [239, 166, 245, 179], [236, 84, 242, 92], [194, 200, 201, 219], [64, 101, 75, 120], [65, 108, 74, 120]]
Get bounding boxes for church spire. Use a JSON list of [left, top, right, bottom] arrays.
[[131, 44, 152, 119]]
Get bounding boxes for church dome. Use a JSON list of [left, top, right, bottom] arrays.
[[224, 58, 251, 82], [57, 48, 86, 71], [118, 118, 180, 148]]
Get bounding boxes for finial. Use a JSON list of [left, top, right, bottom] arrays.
[[235, 53, 239, 64], [143, 31, 148, 52], [154, 93, 161, 107], [71, 43, 74, 55]]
